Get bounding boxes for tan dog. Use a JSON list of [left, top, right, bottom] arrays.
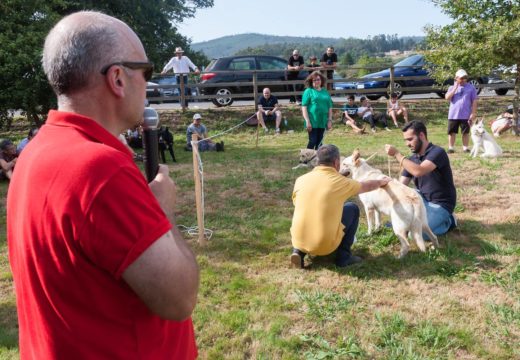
[[292, 149, 319, 170], [340, 150, 439, 258]]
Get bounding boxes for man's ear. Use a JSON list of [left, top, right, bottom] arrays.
[[105, 66, 125, 98]]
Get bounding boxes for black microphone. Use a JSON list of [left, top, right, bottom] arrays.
[[142, 107, 160, 182]]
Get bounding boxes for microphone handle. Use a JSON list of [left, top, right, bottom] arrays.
[[142, 128, 159, 182]]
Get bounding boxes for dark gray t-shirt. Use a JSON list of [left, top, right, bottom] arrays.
[[402, 143, 456, 213]]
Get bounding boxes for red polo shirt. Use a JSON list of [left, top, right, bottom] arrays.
[[7, 110, 197, 359]]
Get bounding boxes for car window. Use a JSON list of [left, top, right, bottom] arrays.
[[228, 58, 255, 70], [395, 55, 423, 67], [258, 57, 287, 70]]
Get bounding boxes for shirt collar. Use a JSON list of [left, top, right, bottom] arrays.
[[46, 110, 133, 158]]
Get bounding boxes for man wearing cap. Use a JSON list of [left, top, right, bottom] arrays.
[[287, 49, 305, 103], [0, 139, 17, 180], [307, 56, 321, 71], [161, 47, 200, 108], [445, 69, 478, 153], [186, 113, 223, 152]]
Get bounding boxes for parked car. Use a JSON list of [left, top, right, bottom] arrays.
[[333, 73, 356, 95], [150, 75, 180, 99], [146, 82, 164, 104], [348, 54, 487, 100], [200, 55, 308, 107], [488, 65, 516, 96]]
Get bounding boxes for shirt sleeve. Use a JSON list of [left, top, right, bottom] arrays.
[[162, 57, 174, 73], [186, 57, 197, 71], [302, 89, 311, 107], [79, 165, 171, 279]]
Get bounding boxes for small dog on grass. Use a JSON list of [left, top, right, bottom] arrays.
[[292, 149, 319, 170], [470, 119, 503, 158], [340, 149, 439, 258], [158, 126, 176, 163]]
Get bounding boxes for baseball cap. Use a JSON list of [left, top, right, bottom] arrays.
[[175, 47, 184, 53], [455, 69, 468, 78], [193, 113, 202, 120]]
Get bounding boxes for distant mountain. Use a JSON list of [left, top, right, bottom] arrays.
[[191, 33, 341, 59]]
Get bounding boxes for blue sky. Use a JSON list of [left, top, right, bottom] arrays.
[[179, 0, 453, 43]]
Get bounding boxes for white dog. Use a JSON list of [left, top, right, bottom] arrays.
[[292, 149, 319, 170], [470, 119, 503, 158], [340, 150, 439, 258]]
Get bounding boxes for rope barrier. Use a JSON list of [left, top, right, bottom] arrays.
[[182, 115, 256, 243]]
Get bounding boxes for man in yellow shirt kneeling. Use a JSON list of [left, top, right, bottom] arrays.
[[290, 144, 391, 268]]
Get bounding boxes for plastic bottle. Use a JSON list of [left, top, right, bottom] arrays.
[[283, 117, 288, 128]]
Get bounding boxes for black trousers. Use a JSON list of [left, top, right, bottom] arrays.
[[307, 128, 325, 150]]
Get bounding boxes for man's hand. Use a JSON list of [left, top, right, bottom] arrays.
[[385, 144, 399, 157], [194, 69, 200, 75], [379, 176, 392, 187], [306, 123, 312, 133], [149, 164, 176, 223]]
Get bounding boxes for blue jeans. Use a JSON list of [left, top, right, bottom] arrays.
[[336, 202, 360, 264], [421, 195, 454, 237], [307, 128, 325, 150]]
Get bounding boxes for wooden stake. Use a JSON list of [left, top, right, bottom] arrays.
[[191, 134, 207, 246]]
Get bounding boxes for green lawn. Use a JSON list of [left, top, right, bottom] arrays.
[[1, 105, 519, 359]]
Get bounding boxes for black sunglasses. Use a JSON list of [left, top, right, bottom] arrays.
[[100, 61, 154, 81]]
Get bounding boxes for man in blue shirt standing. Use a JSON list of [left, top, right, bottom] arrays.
[[385, 120, 457, 236], [445, 69, 478, 153]]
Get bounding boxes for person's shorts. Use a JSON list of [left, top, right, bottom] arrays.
[[262, 113, 276, 122], [447, 119, 470, 134]]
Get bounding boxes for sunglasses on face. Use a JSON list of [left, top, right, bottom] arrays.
[[100, 61, 154, 81]]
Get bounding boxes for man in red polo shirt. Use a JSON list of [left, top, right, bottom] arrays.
[[7, 11, 199, 359]]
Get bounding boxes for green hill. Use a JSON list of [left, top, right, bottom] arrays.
[[191, 33, 340, 58]]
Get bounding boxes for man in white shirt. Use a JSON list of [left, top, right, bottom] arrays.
[[161, 47, 200, 108]]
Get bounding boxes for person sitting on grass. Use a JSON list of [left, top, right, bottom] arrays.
[[342, 95, 365, 134], [256, 87, 282, 134], [290, 144, 391, 269], [387, 92, 408, 127], [185, 113, 223, 152], [490, 105, 515, 137], [358, 96, 390, 133], [17, 127, 39, 154], [0, 139, 17, 181]]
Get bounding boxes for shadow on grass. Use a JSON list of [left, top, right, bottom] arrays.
[[0, 301, 18, 350], [293, 219, 516, 280]]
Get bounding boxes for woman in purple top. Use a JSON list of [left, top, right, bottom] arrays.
[[445, 69, 478, 153]]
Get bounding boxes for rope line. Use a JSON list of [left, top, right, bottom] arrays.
[[182, 115, 255, 241]]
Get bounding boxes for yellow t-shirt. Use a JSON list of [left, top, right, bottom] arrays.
[[290, 166, 361, 255]]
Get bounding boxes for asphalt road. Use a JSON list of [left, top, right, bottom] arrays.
[[151, 88, 506, 111]]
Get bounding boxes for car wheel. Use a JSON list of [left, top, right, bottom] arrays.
[[212, 88, 234, 107], [469, 79, 483, 94], [366, 95, 382, 101], [436, 92, 446, 98], [495, 88, 509, 96], [386, 82, 404, 99]]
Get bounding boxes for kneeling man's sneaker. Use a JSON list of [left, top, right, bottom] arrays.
[[290, 249, 306, 269]]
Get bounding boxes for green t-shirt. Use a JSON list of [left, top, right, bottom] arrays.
[[302, 87, 333, 128]]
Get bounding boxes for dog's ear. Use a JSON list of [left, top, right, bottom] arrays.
[[352, 149, 361, 166]]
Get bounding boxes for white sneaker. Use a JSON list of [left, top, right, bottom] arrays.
[[385, 127, 392, 132], [264, 128, 269, 133], [371, 128, 376, 133], [275, 128, 280, 134]]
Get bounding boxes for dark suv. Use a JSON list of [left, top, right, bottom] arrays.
[[200, 55, 308, 107]]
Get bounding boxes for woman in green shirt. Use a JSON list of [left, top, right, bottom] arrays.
[[301, 71, 333, 149]]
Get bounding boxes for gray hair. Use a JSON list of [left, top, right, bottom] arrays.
[[317, 144, 340, 166], [42, 11, 130, 95]]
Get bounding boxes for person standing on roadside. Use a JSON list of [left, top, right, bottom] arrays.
[[445, 69, 477, 153], [321, 46, 337, 91], [287, 49, 305, 103], [302, 71, 333, 149], [8, 11, 199, 359], [161, 47, 200, 108]]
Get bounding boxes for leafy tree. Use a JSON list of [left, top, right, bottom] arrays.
[[425, 0, 520, 133], [0, 0, 212, 128]]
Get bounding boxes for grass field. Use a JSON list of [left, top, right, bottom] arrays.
[[1, 106, 519, 359]]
